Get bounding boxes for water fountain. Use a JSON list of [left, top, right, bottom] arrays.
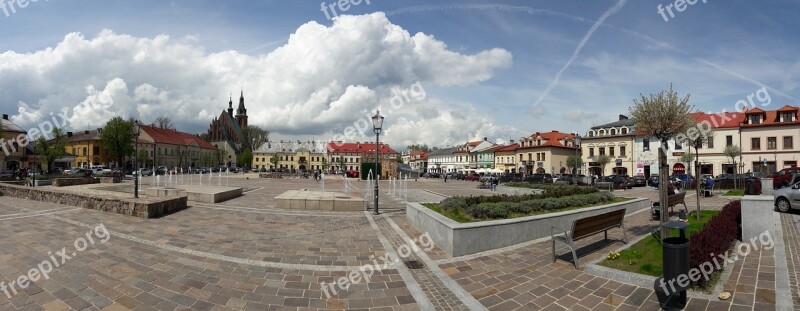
[[199, 170, 203, 186], [155, 175, 160, 188]]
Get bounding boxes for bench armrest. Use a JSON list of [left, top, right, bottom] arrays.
[[551, 226, 567, 238]]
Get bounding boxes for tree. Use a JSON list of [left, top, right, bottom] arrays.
[[566, 155, 583, 176], [678, 153, 696, 168], [396, 155, 404, 164], [100, 117, 135, 169], [679, 127, 713, 221], [237, 148, 253, 169], [151, 116, 175, 130], [217, 148, 228, 166], [270, 154, 279, 170], [321, 157, 328, 170], [406, 144, 431, 152], [629, 84, 694, 239], [241, 125, 270, 151], [198, 132, 211, 142], [724, 144, 742, 189], [596, 155, 611, 178], [34, 128, 68, 173], [137, 149, 150, 168]]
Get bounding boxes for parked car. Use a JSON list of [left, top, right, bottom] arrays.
[[631, 175, 647, 187], [0, 170, 13, 178], [649, 174, 660, 188], [64, 168, 88, 177], [465, 174, 480, 181], [154, 166, 167, 175], [670, 174, 696, 188], [772, 167, 800, 189], [524, 173, 554, 184], [774, 175, 800, 212], [135, 168, 153, 176], [603, 175, 632, 189]]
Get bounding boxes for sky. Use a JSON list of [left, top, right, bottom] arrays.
[[1, 0, 799, 150]]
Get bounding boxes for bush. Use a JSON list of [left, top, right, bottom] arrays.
[[688, 200, 741, 287], [461, 192, 616, 219], [440, 197, 468, 212]]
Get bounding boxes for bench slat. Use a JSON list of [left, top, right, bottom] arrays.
[[571, 209, 625, 241]]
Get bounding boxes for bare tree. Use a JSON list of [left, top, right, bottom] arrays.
[[678, 122, 714, 221], [724, 144, 742, 190], [151, 116, 175, 130], [241, 125, 270, 151], [596, 155, 611, 178], [629, 84, 694, 239]]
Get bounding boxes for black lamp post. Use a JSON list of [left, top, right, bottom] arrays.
[[372, 110, 384, 215], [573, 134, 581, 181], [134, 120, 141, 198]]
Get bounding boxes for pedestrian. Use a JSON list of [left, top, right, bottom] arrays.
[[492, 177, 498, 191], [444, 174, 447, 183]]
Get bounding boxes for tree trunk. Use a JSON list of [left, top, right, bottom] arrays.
[[695, 147, 700, 221], [659, 142, 669, 240]]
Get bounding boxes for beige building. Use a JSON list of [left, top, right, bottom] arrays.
[[516, 131, 579, 176], [138, 125, 218, 169], [1, 114, 27, 171], [582, 115, 636, 176], [740, 106, 800, 175], [494, 142, 518, 173]]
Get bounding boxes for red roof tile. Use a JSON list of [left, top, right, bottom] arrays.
[[327, 142, 398, 154], [690, 112, 745, 129], [140, 125, 217, 150], [778, 105, 798, 112], [494, 143, 518, 152]]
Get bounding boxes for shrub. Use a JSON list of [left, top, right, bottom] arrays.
[[440, 197, 468, 212], [688, 200, 741, 287], [461, 192, 616, 219]]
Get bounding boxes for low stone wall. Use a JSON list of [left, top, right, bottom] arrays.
[[407, 198, 649, 257], [99, 176, 121, 184], [53, 177, 100, 187], [0, 182, 187, 219], [259, 173, 282, 179]]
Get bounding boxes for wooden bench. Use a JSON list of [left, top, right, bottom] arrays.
[[551, 209, 628, 269], [650, 192, 687, 220]]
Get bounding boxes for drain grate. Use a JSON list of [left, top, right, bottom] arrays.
[[403, 260, 425, 269]]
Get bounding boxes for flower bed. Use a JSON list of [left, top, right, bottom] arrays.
[[688, 200, 741, 287]]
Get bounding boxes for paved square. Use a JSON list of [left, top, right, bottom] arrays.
[[0, 176, 794, 310]]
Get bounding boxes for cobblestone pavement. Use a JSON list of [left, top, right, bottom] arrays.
[[0, 176, 793, 310], [781, 211, 800, 307]]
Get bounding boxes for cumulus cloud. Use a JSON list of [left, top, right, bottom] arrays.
[[563, 108, 598, 122], [0, 12, 512, 147]]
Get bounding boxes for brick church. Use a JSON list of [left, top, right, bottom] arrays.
[[206, 91, 248, 166]]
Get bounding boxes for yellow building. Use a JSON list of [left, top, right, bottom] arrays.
[[64, 129, 116, 169], [253, 141, 327, 172], [516, 131, 579, 176]]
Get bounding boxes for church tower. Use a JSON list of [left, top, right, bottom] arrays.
[[235, 90, 248, 129], [227, 96, 234, 117]]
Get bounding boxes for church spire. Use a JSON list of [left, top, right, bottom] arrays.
[[236, 90, 247, 116], [227, 94, 234, 117]]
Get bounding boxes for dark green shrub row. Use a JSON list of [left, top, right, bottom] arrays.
[[456, 185, 598, 207], [688, 200, 741, 287], [443, 192, 616, 220]]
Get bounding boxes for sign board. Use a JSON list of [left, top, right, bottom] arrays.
[[672, 152, 685, 156]]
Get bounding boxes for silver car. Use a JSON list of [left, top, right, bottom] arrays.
[[774, 175, 800, 212]]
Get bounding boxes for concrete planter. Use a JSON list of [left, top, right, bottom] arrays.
[[32, 179, 53, 187], [407, 198, 649, 257]]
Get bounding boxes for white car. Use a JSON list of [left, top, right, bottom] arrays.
[[774, 175, 800, 212]]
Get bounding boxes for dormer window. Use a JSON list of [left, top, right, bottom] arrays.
[[748, 114, 763, 124], [621, 128, 628, 135], [780, 112, 795, 122], [588, 130, 595, 137], [610, 128, 617, 135], [599, 129, 606, 136]]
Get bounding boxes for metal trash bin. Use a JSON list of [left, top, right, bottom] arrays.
[[654, 221, 689, 310]]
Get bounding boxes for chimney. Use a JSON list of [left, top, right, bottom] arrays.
[[619, 114, 628, 121], [552, 130, 559, 133], [483, 137, 487, 141], [97, 128, 102, 133], [67, 132, 73, 137], [1, 114, 7, 120], [85, 130, 89, 134], [510, 139, 515, 144]]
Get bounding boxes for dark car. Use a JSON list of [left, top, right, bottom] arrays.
[[631, 175, 647, 187], [670, 174, 696, 188], [498, 174, 518, 183], [603, 175, 632, 189], [524, 173, 554, 184], [465, 174, 479, 181], [649, 174, 660, 188], [553, 174, 575, 185]]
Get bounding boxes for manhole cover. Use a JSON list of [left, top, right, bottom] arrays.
[[404, 260, 425, 269]]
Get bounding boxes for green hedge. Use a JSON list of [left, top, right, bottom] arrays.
[[440, 191, 616, 220]]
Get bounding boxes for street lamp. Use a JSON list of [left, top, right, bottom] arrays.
[[371, 110, 384, 215], [134, 120, 141, 198], [573, 134, 581, 181]]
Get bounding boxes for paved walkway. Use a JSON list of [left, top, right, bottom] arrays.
[[0, 176, 793, 310]]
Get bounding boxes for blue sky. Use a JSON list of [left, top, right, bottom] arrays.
[[1, 0, 799, 148]]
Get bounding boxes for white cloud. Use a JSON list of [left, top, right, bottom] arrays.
[[0, 12, 512, 148]]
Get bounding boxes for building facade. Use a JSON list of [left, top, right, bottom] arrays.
[[326, 142, 399, 175], [516, 131, 578, 176], [493, 142, 518, 173], [1, 114, 27, 171], [206, 92, 249, 164], [426, 147, 458, 174], [139, 125, 218, 169], [740, 106, 800, 175], [582, 115, 636, 177], [252, 141, 327, 172]]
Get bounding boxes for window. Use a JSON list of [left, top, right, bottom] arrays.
[[599, 129, 606, 136], [610, 129, 617, 135], [622, 128, 628, 135], [599, 147, 605, 156], [83, 147, 88, 156], [542, 153, 546, 161], [620, 146, 626, 157], [748, 114, 762, 124], [675, 140, 682, 150], [536, 153, 541, 161], [707, 137, 714, 149], [589, 148, 594, 157], [767, 137, 777, 150], [609, 147, 615, 157], [643, 139, 650, 152], [786, 161, 798, 168], [784, 136, 794, 149], [780, 112, 794, 122], [72, 148, 76, 155], [726, 135, 733, 146], [751, 137, 761, 150]]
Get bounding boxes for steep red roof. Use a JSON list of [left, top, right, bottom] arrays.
[[520, 131, 576, 149], [327, 142, 398, 154], [140, 125, 217, 150], [690, 112, 745, 129], [494, 143, 519, 152], [778, 105, 798, 112], [740, 105, 800, 128], [745, 107, 766, 114]]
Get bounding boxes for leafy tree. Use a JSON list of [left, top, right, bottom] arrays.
[[396, 155, 404, 164], [270, 154, 279, 169], [237, 148, 253, 169], [629, 84, 694, 238], [100, 117, 135, 168], [724, 144, 742, 189], [321, 157, 328, 170], [137, 149, 150, 168], [678, 153, 696, 167], [241, 125, 270, 151], [151, 116, 175, 130], [566, 155, 583, 176], [217, 147, 228, 166], [595, 155, 611, 178], [34, 128, 68, 173], [406, 144, 431, 152], [679, 124, 714, 221], [198, 132, 211, 142]]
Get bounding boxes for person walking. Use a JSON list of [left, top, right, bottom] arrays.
[[491, 177, 498, 191], [444, 173, 447, 183]]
